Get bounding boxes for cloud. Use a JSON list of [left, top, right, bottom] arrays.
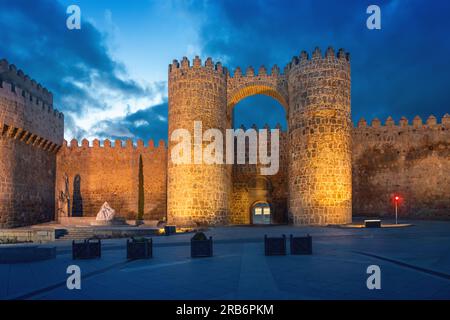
[[188, 0, 450, 125], [1, 0, 449, 140], [83, 101, 169, 144], [0, 0, 166, 140]]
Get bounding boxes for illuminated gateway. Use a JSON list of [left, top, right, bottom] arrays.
[[0, 48, 449, 228]]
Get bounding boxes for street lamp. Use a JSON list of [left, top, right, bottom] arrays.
[[394, 196, 399, 224]]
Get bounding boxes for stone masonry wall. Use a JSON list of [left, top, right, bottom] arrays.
[[0, 60, 64, 228], [352, 115, 450, 219], [56, 139, 167, 220], [167, 57, 230, 226], [287, 47, 352, 225], [0, 137, 58, 227]]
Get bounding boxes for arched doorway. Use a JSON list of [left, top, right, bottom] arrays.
[[228, 89, 289, 225], [251, 202, 272, 225], [72, 174, 83, 217]]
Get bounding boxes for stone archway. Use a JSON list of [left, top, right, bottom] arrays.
[[228, 84, 288, 114], [226, 66, 289, 122], [227, 86, 289, 226]]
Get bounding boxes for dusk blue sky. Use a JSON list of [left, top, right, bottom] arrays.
[[0, 0, 449, 142]]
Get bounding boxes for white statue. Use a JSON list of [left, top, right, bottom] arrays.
[[96, 202, 116, 221]]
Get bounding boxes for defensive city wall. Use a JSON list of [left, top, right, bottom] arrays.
[[54, 115, 449, 225], [0, 59, 64, 227], [56, 139, 167, 221], [353, 115, 450, 218], [0, 49, 449, 228]]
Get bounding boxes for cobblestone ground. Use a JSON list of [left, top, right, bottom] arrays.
[[1, 219, 449, 300]]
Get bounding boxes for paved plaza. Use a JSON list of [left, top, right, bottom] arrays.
[[1, 219, 450, 300]]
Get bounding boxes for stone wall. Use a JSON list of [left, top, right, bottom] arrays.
[[167, 57, 230, 226], [0, 60, 64, 228], [287, 47, 352, 225], [56, 139, 167, 221], [352, 115, 450, 219], [0, 137, 58, 227]]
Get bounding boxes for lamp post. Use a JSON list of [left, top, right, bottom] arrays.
[[394, 196, 399, 224]]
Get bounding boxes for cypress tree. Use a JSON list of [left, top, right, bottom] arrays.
[[138, 154, 144, 221]]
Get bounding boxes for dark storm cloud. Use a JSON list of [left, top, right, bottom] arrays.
[[1, 0, 449, 140], [124, 102, 168, 143], [88, 102, 168, 144], [191, 0, 450, 126], [0, 0, 164, 139]]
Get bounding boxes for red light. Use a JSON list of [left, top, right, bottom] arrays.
[[395, 196, 399, 201]]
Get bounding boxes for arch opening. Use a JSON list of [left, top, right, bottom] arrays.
[[231, 94, 287, 130]]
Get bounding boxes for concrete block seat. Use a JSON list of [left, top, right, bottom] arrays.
[[0, 244, 56, 263]]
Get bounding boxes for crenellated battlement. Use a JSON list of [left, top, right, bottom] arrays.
[[352, 114, 450, 158], [234, 123, 287, 133], [0, 81, 64, 120], [284, 46, 350, 73], [62, 138, 167, 152], [0, 59, 54, 106], [169, 47, 350, 79], [0, 60, 64, 146], [169, 56, 227, 75], [354, 114, 450, 130], [228, 64, 286, 78]]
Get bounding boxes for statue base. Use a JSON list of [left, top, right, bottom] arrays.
[[90, 217, 128, 226]]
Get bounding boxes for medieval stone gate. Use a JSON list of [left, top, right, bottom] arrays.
[[2, 50, 449, 229], [167, 47, 352, 226]]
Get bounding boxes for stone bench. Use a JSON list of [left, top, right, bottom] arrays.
[[365, 219, 382, 228], [0, 244, 56, 263]]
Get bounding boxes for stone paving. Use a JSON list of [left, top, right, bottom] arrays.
[[0, 219, 449, 300]]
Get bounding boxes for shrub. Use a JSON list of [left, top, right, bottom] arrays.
[[192, 232, 207, 241], [131, 236, 147, 243]]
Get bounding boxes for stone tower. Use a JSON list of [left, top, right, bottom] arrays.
[[287, 47, 352, 225], [0, 60, 64, 228], [167, 57, 230, 226]]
